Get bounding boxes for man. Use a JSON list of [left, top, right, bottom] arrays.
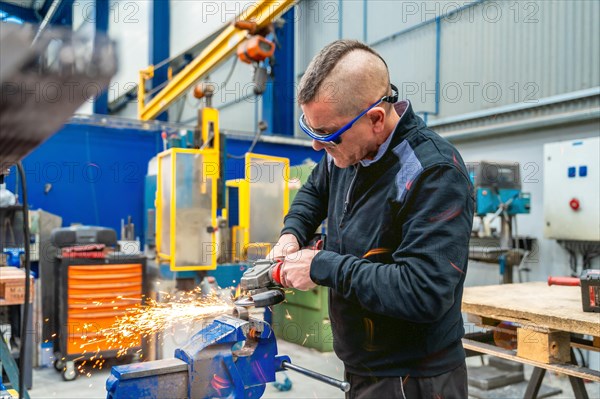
[[269, 40, 474, 398]]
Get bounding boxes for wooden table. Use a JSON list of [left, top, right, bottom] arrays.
[[462, 282, 600, 399]]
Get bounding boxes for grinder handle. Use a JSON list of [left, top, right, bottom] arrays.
[[271, 240, 323, 285], [548, 276, 580, 286], [272, 260, 284, 285]]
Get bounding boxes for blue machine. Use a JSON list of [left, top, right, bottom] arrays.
[[471, 161, 531, 217], [469, 161, 532, 284], [106, 311, 349, 398], [475, 188, 531, 216]]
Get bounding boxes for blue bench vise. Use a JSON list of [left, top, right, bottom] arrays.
[[106, 308, 349, 398]]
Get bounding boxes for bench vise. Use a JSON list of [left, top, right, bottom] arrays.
[[106, 308, 349, 398]]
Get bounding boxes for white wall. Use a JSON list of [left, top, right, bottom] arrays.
[[72, 0, 149, 116]]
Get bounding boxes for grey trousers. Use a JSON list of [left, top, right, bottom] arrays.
[[345, 362, 468, 399]]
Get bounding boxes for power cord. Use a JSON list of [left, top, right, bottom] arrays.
[[178, 57, 240, 123], [16, 162, 31, 399], [227, 121, 268, 159]]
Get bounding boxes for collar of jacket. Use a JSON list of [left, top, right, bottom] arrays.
[[360, 100, 420, 167]]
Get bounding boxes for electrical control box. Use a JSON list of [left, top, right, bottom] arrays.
[[544, 136, 600, 241]]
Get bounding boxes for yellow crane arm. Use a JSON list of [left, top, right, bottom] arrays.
[[138, 0, 296, 121]]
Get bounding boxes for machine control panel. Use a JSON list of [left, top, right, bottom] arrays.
[[544, 137, 599, 241]]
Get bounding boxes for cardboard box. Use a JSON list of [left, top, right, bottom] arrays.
[[0, 267, 34, 305]]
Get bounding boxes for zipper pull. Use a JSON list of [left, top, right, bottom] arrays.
[[343, 165, 359, 214]]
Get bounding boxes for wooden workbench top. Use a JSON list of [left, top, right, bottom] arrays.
[[462, 282, 600, 337]]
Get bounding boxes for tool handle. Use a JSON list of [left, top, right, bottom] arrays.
[[281, 361, 350, 392], [548, 276, 580, 286], [271, 240, 322, 285], [271, 260, 283, 285]]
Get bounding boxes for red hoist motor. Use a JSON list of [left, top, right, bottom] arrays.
[[237, 35, 275, 64], [234, 20, 276, 95]]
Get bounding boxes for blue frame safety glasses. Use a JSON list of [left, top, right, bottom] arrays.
[[299, 84, 399, 143]]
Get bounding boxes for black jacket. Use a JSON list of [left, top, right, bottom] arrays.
[[282, 101, 475, 377]]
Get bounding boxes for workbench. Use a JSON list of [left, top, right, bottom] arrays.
[[462, 282, 600, 399]]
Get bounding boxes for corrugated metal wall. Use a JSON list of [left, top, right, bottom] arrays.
[[295, 0, 600, 126], [437, 0, 600, 118], [148, 0, 598, 134]]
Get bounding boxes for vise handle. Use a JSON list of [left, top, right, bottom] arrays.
[[278, 359, 350, 392]]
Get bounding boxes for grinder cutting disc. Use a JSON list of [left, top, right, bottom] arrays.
[[235, 289, 285, 307]]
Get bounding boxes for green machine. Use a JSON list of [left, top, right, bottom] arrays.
[[271, 161, 333, 352]]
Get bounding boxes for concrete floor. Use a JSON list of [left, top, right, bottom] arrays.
[[465, 356, 600, 399], [26, 344, 599, 399]]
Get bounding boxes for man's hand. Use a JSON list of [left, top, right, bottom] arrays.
[[280, 249, 319, 291], [267, 233, 300, 259]]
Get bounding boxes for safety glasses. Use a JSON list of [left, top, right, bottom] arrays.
[[299, 84, 398, 143]]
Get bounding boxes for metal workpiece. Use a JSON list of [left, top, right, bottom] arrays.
[[232, 306, 250, 320], [112, 358, 188, 380], [106, 358, 189, 398]]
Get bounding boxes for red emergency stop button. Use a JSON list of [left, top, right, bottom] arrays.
[[569, 198, 580, 211]]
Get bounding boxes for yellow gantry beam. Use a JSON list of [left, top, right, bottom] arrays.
[[139, 0, 296, 121]]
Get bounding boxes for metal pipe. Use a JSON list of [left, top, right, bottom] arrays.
[[423, 16, 442, 124], [281, 361, 350, 392], [362, 0, 367, 43], [32, 0, 63, 45], [224, 130, 314, 147], [337, 0, 343, 39], [232, 306, 249, 320], [500, 216, 513, 284], [69, 113, 315, 147], [434, 16, 441, 116]]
